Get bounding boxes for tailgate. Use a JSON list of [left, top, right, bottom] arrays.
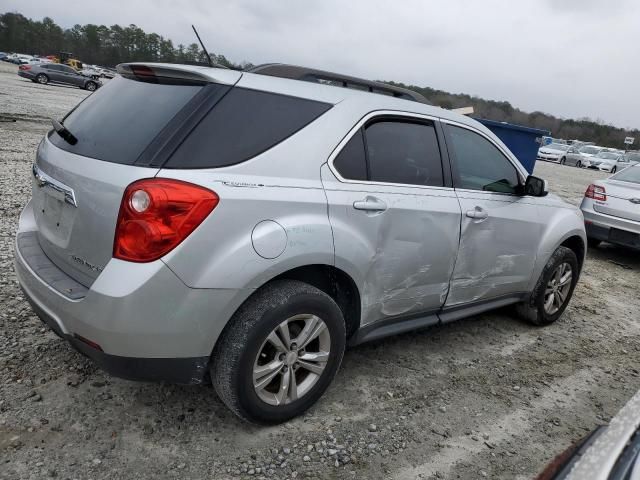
[[33, 138, 159, 286], [30, 65, 239, 286]]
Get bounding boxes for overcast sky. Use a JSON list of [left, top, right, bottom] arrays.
[[6, 0, 639, 129]]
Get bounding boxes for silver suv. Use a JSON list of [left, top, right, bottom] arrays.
[[15, 63, 587, 424]]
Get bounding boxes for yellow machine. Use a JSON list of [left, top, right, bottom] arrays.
[[49, 52, 84, 71]]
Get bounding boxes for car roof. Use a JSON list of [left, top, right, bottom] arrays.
[[119, 62, 491, 135]]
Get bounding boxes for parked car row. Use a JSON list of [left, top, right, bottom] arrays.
[[538, 143, 639, 173], [1, 52, 51, 65], [2, 51, 116, 80]]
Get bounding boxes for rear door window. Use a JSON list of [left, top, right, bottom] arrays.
[[165, 88, 332, 169], [50, 76, 204, 165], [333, 118, 445, 187], [364, 120, 444, 187]]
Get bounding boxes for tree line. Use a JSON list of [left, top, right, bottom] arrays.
[[1, 11, 637, 148], [388, 81, 639, 149], [0, 12, 251, 70]]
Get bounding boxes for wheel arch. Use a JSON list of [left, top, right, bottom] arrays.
[[212, 263, 362, 357], [271, 264, 362, 340], [527, 207, 587, 292], [559, 235, 586, 272]]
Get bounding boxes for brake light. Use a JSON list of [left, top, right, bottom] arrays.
[[19, 65, 31, 70], [585, 184, 607, 201], [114, 179, 218, 262]]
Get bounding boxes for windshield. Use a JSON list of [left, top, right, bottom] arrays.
[[596, 152, 618, 160], [580, 146, 600, 155], [548, 143, 570, 151], [611, 165, 640, 184]]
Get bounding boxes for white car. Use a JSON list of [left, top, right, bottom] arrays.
[[538, 143, 571, 162], [596, 152, 634, 173]]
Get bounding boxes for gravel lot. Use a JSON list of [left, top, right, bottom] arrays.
[[2, 60, 640, 480]]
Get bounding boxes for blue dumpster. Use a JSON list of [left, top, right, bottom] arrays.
[[475, 119, 549, 174]]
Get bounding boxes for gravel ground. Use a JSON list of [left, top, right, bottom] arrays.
[[2, 60, 640, 480]]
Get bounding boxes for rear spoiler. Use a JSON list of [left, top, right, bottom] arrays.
[[116, 63, 242, 86]]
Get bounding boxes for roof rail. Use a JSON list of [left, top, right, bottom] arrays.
[[248, 63, 430, 105]]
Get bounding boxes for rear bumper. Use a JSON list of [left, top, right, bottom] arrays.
[[18, 70, 36, 80], [23, 292, 209, 384], [14, 200, 253, 383]]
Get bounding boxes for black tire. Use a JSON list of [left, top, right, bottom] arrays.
[[587, 237, 601, 248], [611, 166, 617, 174], [36, 73, 49, 85], [576, 160, 582, 168], [560, 157, 566, 165], [85, 81, 97, 91], [516, 246, 579, 326], [211, 279, 346, 424]]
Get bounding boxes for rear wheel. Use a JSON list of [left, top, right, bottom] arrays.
[[85, 81, 97, 91], [36, 73, 49, 85], [516, 246, 579, 326], [211, 280, 346, 424]]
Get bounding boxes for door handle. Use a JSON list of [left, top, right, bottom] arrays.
[[466, 208, 488, 220], [353, 196, 387, 212]]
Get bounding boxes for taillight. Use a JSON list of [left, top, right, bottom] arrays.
[[114, 179, 218, 262], [585, 184, 607, 201], [19, 65, 31, 70]]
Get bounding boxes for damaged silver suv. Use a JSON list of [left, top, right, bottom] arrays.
[[15, 63, 586, 424]]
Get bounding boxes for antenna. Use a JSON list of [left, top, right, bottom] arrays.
[[191, 25, 213, 67]]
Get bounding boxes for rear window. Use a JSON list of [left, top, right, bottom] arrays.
[[165, 88, 332, 169], [50, 76, 203, 164], [611, 165, 640, 184]]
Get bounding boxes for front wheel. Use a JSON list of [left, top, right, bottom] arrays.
[[85, 81, 97, 91], [560, 157, 566, 165], [36, 73, 49, 85], [576, 160, 582, 168], [611, 166, 617, 174], [516, 246, 579, 326], [211, 280, 346, 424]]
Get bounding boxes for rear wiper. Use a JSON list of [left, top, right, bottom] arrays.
[[51, 118, 78, 145]]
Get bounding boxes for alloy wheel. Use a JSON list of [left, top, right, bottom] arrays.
[[544, 262, 573, 315], [253, 314, 331, 406]]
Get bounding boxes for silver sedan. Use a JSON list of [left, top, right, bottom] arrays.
[[581, 164, 640, 250]]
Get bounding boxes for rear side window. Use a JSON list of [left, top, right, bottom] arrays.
[[51, 76, 203, 164], [166, 88, 332, 169], [332, 118, 444, 187], [445, 125, 520, 194]]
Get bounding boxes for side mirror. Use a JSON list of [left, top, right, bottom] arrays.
[[524, 175, 548, 197]]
